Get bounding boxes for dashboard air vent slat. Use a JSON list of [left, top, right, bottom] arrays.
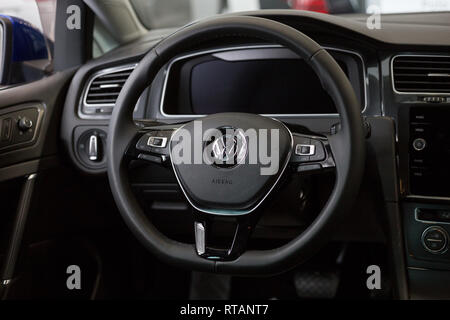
[[85, 66, 135, 105], [393, 56, 450, 93]]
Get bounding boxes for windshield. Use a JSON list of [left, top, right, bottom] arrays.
[[130, 0, 450, 29]]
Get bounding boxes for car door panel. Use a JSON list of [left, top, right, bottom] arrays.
[[0, 70, 75, 180]]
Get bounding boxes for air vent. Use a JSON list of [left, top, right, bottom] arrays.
[[393, 56, 450, 93], [84, 65, 135, 106]]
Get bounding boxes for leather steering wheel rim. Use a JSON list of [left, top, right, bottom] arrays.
[[107, 15, 365, 275]]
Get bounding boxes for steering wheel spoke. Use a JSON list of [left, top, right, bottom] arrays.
[[289, 133, 336, 174], [194, 212, 259, 261]]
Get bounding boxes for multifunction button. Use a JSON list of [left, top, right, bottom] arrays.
[[136, 130, 172, 164], [291, 136, 326, 164], [147, 136, 167, 148], [295, 144, 315, 156]]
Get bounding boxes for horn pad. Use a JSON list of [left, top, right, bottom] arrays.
[[169, 113, 292, 215]]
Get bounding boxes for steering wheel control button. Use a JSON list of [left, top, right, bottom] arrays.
[[147, 136, 167, 148], [136, 131, 157, 152], [310, 139, 326, 162], [412, 138, 426, 151], [298, 164, 322, 173], [421, 226, 448, 254], [296, 144, 315, 156], [301, 146, 310, 154], [136, 131, 172, 157], [291, 136, 311, 162], [137, 153, 163, 164], [291, 136, 327, 164]]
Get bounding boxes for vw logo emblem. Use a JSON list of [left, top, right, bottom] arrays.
[[209, 128, 247, 168]]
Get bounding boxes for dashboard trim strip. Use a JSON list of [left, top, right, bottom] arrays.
[[407, 194, 450, 202]]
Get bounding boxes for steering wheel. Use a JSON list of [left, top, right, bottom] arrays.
[[107, 16, 365, 275]]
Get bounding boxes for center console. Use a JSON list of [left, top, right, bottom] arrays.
[[387, 52, 450, 299], [399, 104, 450, 298]]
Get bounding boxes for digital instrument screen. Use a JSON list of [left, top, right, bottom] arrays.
[[190, 59, 338, 114], [162, 54, 363, 115]]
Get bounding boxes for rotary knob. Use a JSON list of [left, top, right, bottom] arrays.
[[422, 226, 448, 254], [412, 138, 426, 151], [18, 117, 33, 131]]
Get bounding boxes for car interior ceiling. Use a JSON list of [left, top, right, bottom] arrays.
[[1, 0, 450, 302]]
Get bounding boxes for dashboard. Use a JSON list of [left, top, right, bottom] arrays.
[[66, 43, 370, 172], [57, 11, 450, 299]]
